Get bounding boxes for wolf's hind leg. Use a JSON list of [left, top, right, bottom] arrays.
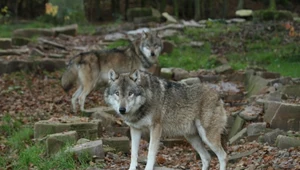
[[185, 134, 211, 170], [195, 119, 227, 170], [71, 86, 82, 112]]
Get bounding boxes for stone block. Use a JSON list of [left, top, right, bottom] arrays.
[[256, 71, 281, 79], [282, 85, 300, 97], [247, 122, 267, 136], [102, 136, 130, 153], [172, 68, 189, 81], [67, 139, 104, 159], [264, 101, 300, 131], [229, 115, 245, 139], [106, 126, 130, 138], [46, 131, 77, 155], [198, 75, 221, 83], [214, 64, 233, 74], [12, 37, 31, 46], [258, 128, 286, 145], [276, 135, 300, 149], [34, 116, 102, 140], [239, 105, 262, 121], [179, 77, 201, 86], [52, 24, 78, 36], [245, 70, 269, 96], [13, 28, 54, 39], [160, 68, 173, 80], [229, 128, 247, 144], [228, 71, 246, 83], [0, 38, 12, 49]]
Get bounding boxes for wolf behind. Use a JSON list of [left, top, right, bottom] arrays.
[[104, 69, 228, 170], [61, 31, 163, 112]]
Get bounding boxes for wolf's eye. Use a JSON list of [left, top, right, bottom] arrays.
[[115, 91, 119, 96]]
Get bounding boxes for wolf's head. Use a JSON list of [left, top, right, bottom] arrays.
[[104, 69, 146, 117], [139, 31, 163, 64]]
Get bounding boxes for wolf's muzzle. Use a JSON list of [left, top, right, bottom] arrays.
[[151, 52, 155, 57], [119, 107, 126, 114]]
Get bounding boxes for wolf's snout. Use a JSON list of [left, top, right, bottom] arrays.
[[151, 52, 155, 57], [119, 107, 126, 114]]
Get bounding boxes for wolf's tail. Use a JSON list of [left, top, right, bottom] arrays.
[[61, 62, 78, 92]]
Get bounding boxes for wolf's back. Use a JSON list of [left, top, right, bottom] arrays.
[[61, 61, 78, 92]]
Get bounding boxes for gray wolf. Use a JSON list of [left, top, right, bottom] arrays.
[[104, 69, 228, 170], [61, 31, 163, 112]]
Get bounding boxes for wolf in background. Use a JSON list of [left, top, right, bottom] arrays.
[[61, 31, 163, 112], [104, 69, 228, 170]]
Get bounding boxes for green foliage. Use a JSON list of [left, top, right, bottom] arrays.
[[159, 43, 213, 70], [15, 144, 92, 169], [0, 114, 22, 136], [0, 21, 54, 38], [0, 6, 11, 24], [253, 10, 293, 21], [17, 144, 44, 169], [184, 23, 240, 41], [7, 127, 33, 151], [38, 0, 87, 25], [267, 60, 300, 77], [107, 39, 130, 49]]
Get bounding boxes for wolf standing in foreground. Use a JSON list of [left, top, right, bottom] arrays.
[[61, 31, 163, 112], [105, 69, 228, 170]]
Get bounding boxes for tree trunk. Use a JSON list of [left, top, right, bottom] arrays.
[[141, 0, 147, 7], [194, 0, 201, 21], [237, 0, 244, 10], [173, 0, 179, 18], [125, 0, 129, 20], [207, 0, 213, 18], [222, 0, 228, 18], [269, 0, 276, 10], [111, 0, 120, 18], [160, 0, 166, 13], [188, 0, 194, 18]]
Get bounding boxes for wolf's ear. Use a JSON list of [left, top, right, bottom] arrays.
[[129, 69, 141, 82], [108, 69, 119, 82], [156, 31, 161, 38], [141, 31, 148, 39], [125, 33, 136, 42]]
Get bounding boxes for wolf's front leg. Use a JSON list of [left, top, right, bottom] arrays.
[[129, 127, 142, 170], [145, 124, 162, 170]]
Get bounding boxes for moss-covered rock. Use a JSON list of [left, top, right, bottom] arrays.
[[253, 10, 293, 21]]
